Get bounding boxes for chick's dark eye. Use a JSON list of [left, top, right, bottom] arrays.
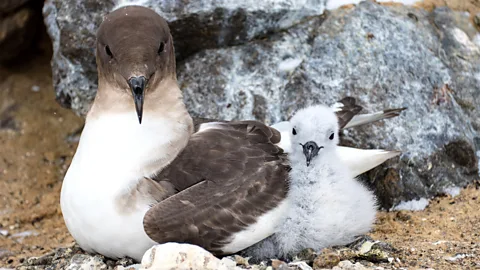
[[329, 133, 334, 140], [292, 128, 297, 135], [158, 42, 165, 55], [105, 45, 113, 58]]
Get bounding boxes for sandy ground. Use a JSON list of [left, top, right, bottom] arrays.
[[415, 0, 480, 17], [371, 185, 480, 269], [0, 35, 81, 268], [0, 1, 480, 269]]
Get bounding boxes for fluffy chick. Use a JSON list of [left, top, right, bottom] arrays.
[[242, 105, 378, 261]]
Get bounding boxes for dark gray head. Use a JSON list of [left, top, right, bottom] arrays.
[[96, 5, 175, 123]]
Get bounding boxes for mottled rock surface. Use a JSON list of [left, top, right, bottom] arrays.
[[66, 254, 108, 270], [42, 0, 480, 208], [42, 0, 327, 115], [179, 15, 325, 123], [178, 2, 480, 209], [17, 245, 136, 270]]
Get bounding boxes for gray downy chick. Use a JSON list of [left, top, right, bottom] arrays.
[[242, 104, 378, 261]]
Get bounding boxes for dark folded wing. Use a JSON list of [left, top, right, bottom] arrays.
[[334, 97, 363, 129], [144, 121, 289, 254]]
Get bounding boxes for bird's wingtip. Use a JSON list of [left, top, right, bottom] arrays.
[[382, 149, 402, 158], [383, 107, 407, 118]]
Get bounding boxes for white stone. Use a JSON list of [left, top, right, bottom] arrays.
[[139, 243, 240, 270], [67, 254, 108, 270], [332, 260, 367, 270]]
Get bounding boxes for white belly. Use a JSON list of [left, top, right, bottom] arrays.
[[61, 172, 157, 262], [59, 112, 188, 262]]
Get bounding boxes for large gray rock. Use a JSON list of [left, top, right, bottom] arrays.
[[177, 2, 480, 209], [178, 14, 325, 124], [42, 0, 480, 208], [42, 0, 327, 115]]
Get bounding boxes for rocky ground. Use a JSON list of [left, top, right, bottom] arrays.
[[1, 1, 480, 269]]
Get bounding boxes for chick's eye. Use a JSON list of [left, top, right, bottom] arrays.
[[329, 133, 334, 140], [105, 45, 113, 58], [292, 128, 297, 135], [158, 42, 165, 55]]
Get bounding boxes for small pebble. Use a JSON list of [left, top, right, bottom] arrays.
[[474, 13, 480, 27], [288, 261, 312, 270], [271, 259, 288, 269], [313, 251, 340, 269], [294, 248, 317, 263], [395, 211, 411, 222], [234, 255, 250, 266], [67, 254, 107, 270], [332, 260, 366, 270], [115, 265, 141, 270]]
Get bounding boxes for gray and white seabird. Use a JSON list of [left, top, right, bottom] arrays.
[[60, 5, 403, 262]]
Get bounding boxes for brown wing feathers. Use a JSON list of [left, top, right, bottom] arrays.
[[144, 121, 289, 254], [334, 97, 363, 129]]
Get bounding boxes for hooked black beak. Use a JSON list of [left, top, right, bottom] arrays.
[[128, 76, 146, 124], [301, 141, 323, 167]]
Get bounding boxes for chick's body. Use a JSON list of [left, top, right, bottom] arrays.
[[243, 105, 378, 260]]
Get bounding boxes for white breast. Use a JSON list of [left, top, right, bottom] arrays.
[[60, 112, 184, 261]]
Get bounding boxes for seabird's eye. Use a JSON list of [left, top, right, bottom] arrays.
[[329, 133, 334, 140], [105, 45, 113, 58], [158, 42, 165, 55], [292, 128, 297, 135]]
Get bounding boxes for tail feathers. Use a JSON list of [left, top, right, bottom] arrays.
[[344, 107, 406, 129], [337, 147, 401, 176]]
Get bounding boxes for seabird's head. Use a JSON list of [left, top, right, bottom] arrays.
[[96, 5, 175, 124], [289, 105, 339, 167]]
